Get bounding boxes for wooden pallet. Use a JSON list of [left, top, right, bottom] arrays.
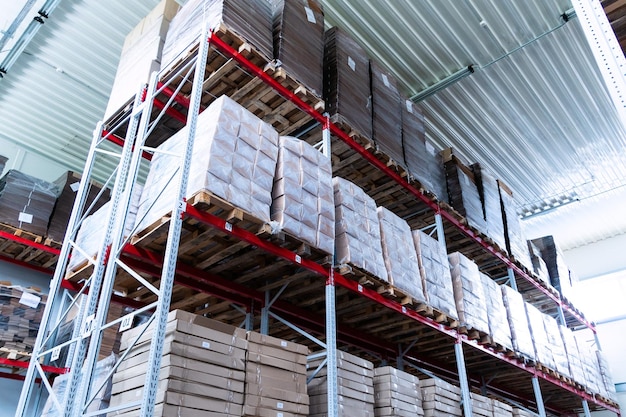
[[0, 347, 31, 361], [458, 326, 490, 342], [0, 223, 59, 269]]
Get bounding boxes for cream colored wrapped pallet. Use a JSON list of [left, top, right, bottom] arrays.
[[378, 206, 426, 302], [558, 325, 586, 387], [480, 273, 513, 351], [333, 177, 387, 281], [373, 366, 424, 417], [135, 95, 279, 235], [492, 398, 513, 417], [524, 302, 555, 369], [448, 252, 489, 335], [471, 393, 493, 417], [575, 336, 603, 395], [421, 378, 462, 417], [501, 285, 535, 360], [541, 314, 570, 378], [271, 136, 334, 255], [596, 350, 618, 401]]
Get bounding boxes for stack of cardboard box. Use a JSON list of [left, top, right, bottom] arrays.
[[471, 393, 493, 417], [501, 285, 535, 361], [480, 273, 513, 351], [525, 302, 555, 370], [492, 399, 514, 417], [448, 252, 489, 335], [421, 378, 462, 416], [373, 366, 424, 417]]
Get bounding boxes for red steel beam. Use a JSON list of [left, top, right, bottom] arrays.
[[157, 82, 191, 109], [153, 97, 187, 124], [102, 129, 153, 161], [0, 231, 60, 255], [0, 358, 67, 374]]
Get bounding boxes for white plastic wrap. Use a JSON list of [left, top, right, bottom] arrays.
[[577, 340, 602, 394], [333, 177, 387, 281], [596, 350, 617, 401], [421, 378, 462, 417], [377, 206, 425, 302], [559, 325, 586, 387], [472, 164, 506, 252], [500, 285, 535, 360], [373, 366, 423, 417], [479, 273, 513, 351], [497, 180, 533, 271], [412, 230, 457, 320], [271, 136, 334, 255], [524, 302, 555, 370], [448, 252, 489, 335], [135, 95, 279, 235], [541, 314, 570, 377]]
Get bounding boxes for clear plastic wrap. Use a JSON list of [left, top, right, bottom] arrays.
[[527, 240, 551, 286], [524, 302, 555, 369], [497, 180, 533, 271], [444, 160, 487, 234], [559, 325, 586, 387], [377, 206, 425, 302], [373, 366, 423, 417], [492, 398, 513, 417], [271, 136, 334, 255], [596, 350, 617, 401], [448, 252, 489, 335], [412, 230, 457, 320], [541, 314, 570, 377], [333, 177, 387, 281], [575, 335, 603, 395], [471, 163, 506, 252], [421, 378, 462, 417], [471, 393, 493, 417], [500, 285, 535, 360], [371, 60, 403, 166], [531, 235, 574, 300], [479, 273, 513, 351]]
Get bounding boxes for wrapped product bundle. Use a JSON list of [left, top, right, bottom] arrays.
[[559, 325, 586, 387], [421, 378, 462, 417], [541, 314, 570, 377], [596, 350, 618, 401], [324, 27, 372, 139], [448, 252, 489, 335], [512, 408, 536, 417], [527, 240, 550, 286], [471, 163, 507, 251], [531, 235, 575, 300], [371, 60, 403, 166], [411, 230, 457, 320], [377, 206, 425, 302], [333, 177, 387, 281], [577, 340, 602, 394], [373, 366, 424, 417], [479, 273, 513, 351], [500, 285, 535, 360], [524, 303, 555, 370], [497, 180, 532, 271], [492, 398, 513, 417], [271, 136, 334, 255], [444, 159, 487, 234], [0, 170, 59, 236], [162, 0, 273, 65], [135, 95, 279, 235], [270, 0, 324, 96], [471, 393, 494, 417]]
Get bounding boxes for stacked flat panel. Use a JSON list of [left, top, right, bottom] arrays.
[[541, 314, 570, 378], [596, 350, 618, 401], [525, 302, 555, 370], [492, 399, 514, 417], [472, 163, 507, 251], [531, 236, 574, 300], [471, 393, 493, 417], [444, 159, 487, 234], [527, 240, 551, 287], [371, 60, 403, 166], [421, 378, 462, 417], [575, 337, 603, 395], [512, 408, 537, 417], [559, 325, 586, 387], [448, 252, 489, 335], [497, 180, 532, 271], [480, 273, 513, 351], [501, 285, 535, 360], [373, 366, 424, 417]]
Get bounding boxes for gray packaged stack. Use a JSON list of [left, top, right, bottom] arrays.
[[541, 314, 570, 377], [524, 303, 555, 370], [270, 0, 324, 96], [378, 206, 426, 302], [402, 100, 446, 202], [333, 177, 387, 281], [530, 236, 574, 300], [471, 393, 493, 417], [575, 337, 602, 394], [373, 366, 424, 417], [444, 160, 487, 233], [527, 240, 550, 286], [471, 164, 506, 252], [271, 136, 334, 255], [371, 60, 403, 166], [162, 0, 273, 66], [492, 399, 513, 417], [500, 285, 534, 360], [448, 252, 489, 335], [558, 325, 586, 387], [308, 350, 375, 417], [421, 378, 462, 417], [497, 180, 532, 271], [596, 350, 617, 401], [324, 27, 372, 139], [244, 332, 309, 417], [412, 230, 457, 320], [0, 170, 59, 236], [479, 273, 513, 351], [109, 310, 247, 417], [135, 95, 279, 236]]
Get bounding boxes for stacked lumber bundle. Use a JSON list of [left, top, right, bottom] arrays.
[[371, 60, 403, 166], [501, 285, 535, 360], [492, 399, 514, 417], [497, 180, 532, 271], [471, 393, 493, 417], [524, 302, 555, 369], [373, 366, 424, 417], [443, 152, 487, 233], [271, 135, 334, 255], [308, 350, 375, 417], [0, 282, 47, 354], [448, 252, 489, 335], [480, 273, 513, 351], [421, 378, 462, 416]]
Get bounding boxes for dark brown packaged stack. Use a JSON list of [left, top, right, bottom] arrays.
[[498, 180, 533, 271], [324, 27, 372, 139], [370, 60, 403, 165], [47, 171, 110, 243], [271, 0, 324, 97], [471, 163, 506, 252], [443, 154, 487, 233]]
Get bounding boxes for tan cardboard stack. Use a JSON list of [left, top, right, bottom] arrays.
[[575, 337, 602, 395], [308, 350, 375, 417], [244, 332, 309, 417], [373, 366, 424, 417], [524, 303, 555, 370], [0, 283, 47, 354], [596, 350, 618, 401], [479, 273, 513, 351], [492, 399, 513, 417], [448, 252, 489, 335], [511, 408, 537, 417], [471, 393, 493, 417], [541, 314, 570, 378], [109, 310, 247, 416], [412, 230, 458, 320], [333, 177, 388, 281], [377, 206, 426, 302], [271, 136, 334, 255], [421, 378, 462, 417], [500, 285, 535, 361], [558, 325, 586, 387]]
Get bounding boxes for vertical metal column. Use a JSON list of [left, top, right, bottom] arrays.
[[531, 376, 547, 417], [454, 339, 473, 417], [557, 305, 567, 326], [434, 212, 446, 253], [582, 399, 592, 417], [261, 290, 270, 335], [507, 268, 518, 291], [593, 329, 603, 351]]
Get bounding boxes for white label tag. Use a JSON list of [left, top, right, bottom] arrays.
[[120, 314, 134, 332], [277, 402, 284, 409], [19, 291, 40, 308], [277, 414, 283, 417], [357, 284, 363, 293], [347, 56, 356, 71], [51, 347, 61, 361], [405, 100, 414, 113], [295, 255, 302, 264], [280, 341, 288, 347], [225, 222, 233, 232], [304, 6, 316, 23], [18, 212, 33, 224], [82, 314, 95, 338], [401, 306, 407, 314], [70, 181, 80, 192], [202, 341, 211, 349], [382, 73, 390, 88]]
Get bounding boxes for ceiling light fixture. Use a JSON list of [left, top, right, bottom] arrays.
[[562, 8, 577, 22], [410, 65, 475, 102]]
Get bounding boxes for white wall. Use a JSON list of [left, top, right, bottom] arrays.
[[0, 135, 67, 180], [564, 233, 626, 280]]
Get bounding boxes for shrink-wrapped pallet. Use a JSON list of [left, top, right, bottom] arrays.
[[162, 0, 273, 65], [492, 399, 513, 417], [0, 284, 47, 354], [402, 100, 447, 202], [530, 236, 575, 300], [421, 378, 462, 417], [324, 27, 372, 139], [308, 350, 375, 417], [448, 252, 489, 335], [541, 314, 570, 377], [501, 285, 534, 360], [135, 95, 279, 235], [524, 303, 555, 369], [527, 240, 550, 286], [378, 206, 425, 302], [270, 0, 324, 96], [472, 163, 507, 251], [333, 177, 387, 281], [47, 171, 110, 243], [371, 60, 403, 166], [271, 136, 334, 255], [244, 332, 309, 417], [497, 180, 532, 271], [559, 325, 586, 387], [596, 350, 617, 401], [0, 170, 58, 236], [412, 230, 457, 320], [575, 336, 603, 394], [373, 366, 424, 417], [471, 393, 493, 417], [479, 273, 513, 351], [444, 158, 487, 234]]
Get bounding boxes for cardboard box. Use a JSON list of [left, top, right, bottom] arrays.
[[110, 390, 243, 415]]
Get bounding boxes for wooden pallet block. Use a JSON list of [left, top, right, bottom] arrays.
[[0, 347, 31, 361], [0, 223, 59, 269], [458, 326, 489, 342]]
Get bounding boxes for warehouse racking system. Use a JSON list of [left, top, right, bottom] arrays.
[[1, 10, 619, 417]]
